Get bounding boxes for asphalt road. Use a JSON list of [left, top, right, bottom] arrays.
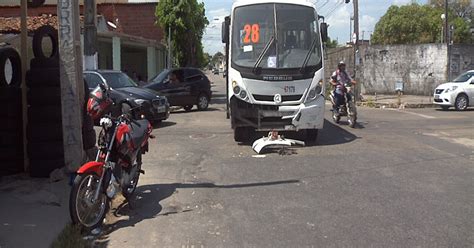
[[101, 72, 474, 247]]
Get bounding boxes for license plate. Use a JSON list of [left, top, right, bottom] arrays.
[[157, 106, 167, 113], [434, 95, 440, 100]]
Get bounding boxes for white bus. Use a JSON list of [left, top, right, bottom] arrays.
[[222, 0, 328, 143]]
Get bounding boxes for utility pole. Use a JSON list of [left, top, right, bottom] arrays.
[[444, 0, 451, 81], [84, 0, 98, 70], [353, 0, 359, 100], [167, 26, 172, 69], [58, 0, 85, 172]]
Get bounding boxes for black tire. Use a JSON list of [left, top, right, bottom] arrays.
[[454, 94, 469, 111], [234, 127, 253, 143], [440, 106, 450, 111], [30, 57, 59, 69], [0, 118, 22, 132], [348, 116, 356, 128], [32, 25, 58, 59], [69, 172, 109, 231], [0, 130, 23, 146], [0, 158, 24, 176], [0, 87, 21, 100], [27, 141, 64, 159], [305, 129, 319, 144], [0, 100, 22, 119], [196, 93, 209, 111], [0, 145, 23, 160], [27, 87, 61, 106], [332, 111, 340, 124], [184, 105, 193, 111], [26, 68, 60, 88], [0, 47, 22, 88], [29, 158, 64, 178], [27, 122, 63, 142], [28, 106, 62, 123], [27, 0, 46, 8], [122, 152, 142, 198]]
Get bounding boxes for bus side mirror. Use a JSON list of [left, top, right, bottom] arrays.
[[222, 16, 230, 44], [320, 22, 328, 43]]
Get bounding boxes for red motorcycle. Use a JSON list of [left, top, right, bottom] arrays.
[[69, 83, 153, 231]]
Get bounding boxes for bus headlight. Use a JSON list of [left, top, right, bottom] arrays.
[[307, 80, 323, 101], [233, 85, 241, 94], [239, 90, 247, 99]]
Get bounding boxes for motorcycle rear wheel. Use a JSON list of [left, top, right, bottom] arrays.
[[122, 152, 142, 198], [69, 172, 108, 232]]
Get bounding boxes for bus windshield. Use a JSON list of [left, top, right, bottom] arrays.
[[231, 3, 322, 71]]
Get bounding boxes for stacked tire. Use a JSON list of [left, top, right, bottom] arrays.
[[26, 25, 64, 178], [0, 47, 24, 176]]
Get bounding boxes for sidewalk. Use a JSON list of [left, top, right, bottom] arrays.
[[357, 94, 436, 108], [0, 174, 70, 248]]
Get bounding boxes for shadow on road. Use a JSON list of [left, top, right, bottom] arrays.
[[434, 108, 474, 112], [317, 119, 360, 146], [170, 107, 222, 114], [95, 179, 299, 244], [210, 93, 227, 105], [152, 121, 176, 129]]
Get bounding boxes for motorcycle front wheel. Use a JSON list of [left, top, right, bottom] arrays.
[[69, 172, 108, 231], [347, 102, 357, 128]]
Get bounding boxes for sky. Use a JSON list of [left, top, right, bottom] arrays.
[[201, 0, 429, 55]]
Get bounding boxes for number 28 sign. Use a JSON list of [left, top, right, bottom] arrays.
[[243, 24, 260, 44]]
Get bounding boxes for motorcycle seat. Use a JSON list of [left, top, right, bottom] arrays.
[[130, 119, 150, 148]]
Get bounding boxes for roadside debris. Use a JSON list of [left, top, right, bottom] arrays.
[[252, 131, 304, 154]]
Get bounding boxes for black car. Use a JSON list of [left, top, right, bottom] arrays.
[[84, 70, 170, 123], [144, 68, 212, 111]]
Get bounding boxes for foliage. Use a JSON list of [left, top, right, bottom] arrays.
[[211, 52, 224, 66], [428, 0, 473, 18], [325, 37, 338, 48], [371, 3, 472, 44], [156, 0, 209, 67]]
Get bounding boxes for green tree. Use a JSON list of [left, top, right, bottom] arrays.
[[211, 52, 224, 66], [371, 3, 471, 44], [325, 37, 338, 48], [429, 0, 473, 18], [156, 0, 209, 67]]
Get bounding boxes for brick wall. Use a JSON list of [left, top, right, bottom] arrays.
[[0, 3, 163, 42]]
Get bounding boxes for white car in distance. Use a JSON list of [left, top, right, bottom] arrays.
[[433, 70, 474, 110]]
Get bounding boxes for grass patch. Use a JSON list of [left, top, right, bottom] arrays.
[[365, 97, 376, 108], [51, 224, 91, 248]]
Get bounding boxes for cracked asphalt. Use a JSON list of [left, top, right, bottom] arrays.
[[100, 72, 474, 247]]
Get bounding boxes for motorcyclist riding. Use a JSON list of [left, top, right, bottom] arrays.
[[330, 61, 356, 114]]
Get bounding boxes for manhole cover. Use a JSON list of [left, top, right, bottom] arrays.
[[189, 133, 216, 139]]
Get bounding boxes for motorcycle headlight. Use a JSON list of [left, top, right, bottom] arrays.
[[444, 86, 458, 93], [134, 99, 147, 105]]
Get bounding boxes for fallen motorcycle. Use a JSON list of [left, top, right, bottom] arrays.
[[69, 83, 153, 231], [329, 82, 357, 128]]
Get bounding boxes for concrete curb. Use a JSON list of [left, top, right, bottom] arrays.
[[357, 102, 437, 109]]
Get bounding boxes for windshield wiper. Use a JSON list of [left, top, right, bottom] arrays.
[[252, 35, 275, 74], [299, 38, 317, 74]]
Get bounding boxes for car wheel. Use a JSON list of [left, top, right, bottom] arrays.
[[454, 94, 469, 111], [184, 105, 193, 111], [440, 106, 450, 111], [197, 94, 209, 111]]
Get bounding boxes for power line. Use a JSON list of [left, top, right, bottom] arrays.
[[325, 0, 345, 19]]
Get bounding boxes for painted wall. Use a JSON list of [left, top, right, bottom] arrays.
[[360, 44, 447, 95], [325, 44, 474, 95]]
